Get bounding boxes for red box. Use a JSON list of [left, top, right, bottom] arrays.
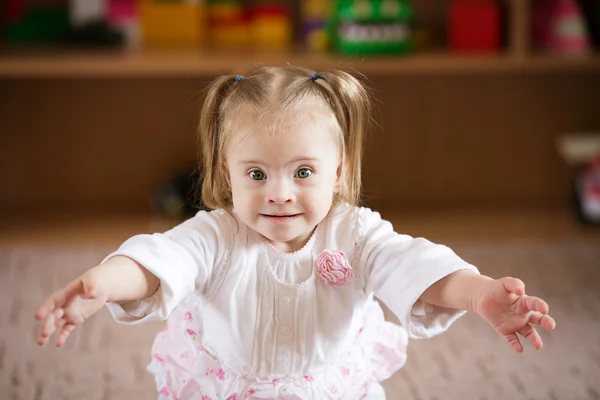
[[449, 0, 501, 52]]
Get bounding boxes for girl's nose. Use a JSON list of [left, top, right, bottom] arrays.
[[266, 179, 295, 204]]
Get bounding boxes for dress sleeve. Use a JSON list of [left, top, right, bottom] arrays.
[[104, 209, 230, 324], [357, 208, 479, 339]]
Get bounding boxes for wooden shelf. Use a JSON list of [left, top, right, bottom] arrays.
[[0, 48, 599, 78]]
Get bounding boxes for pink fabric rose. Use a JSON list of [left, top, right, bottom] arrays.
[[314, 250, 353, 287], [217, 369, 225, 380]]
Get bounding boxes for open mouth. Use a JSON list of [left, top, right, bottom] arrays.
[[339, 22, 409, 43]]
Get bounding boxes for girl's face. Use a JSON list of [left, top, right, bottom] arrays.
[[225, 108, 342, 253]]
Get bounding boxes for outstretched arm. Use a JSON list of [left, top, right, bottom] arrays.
[[419, 270, 556, 352], [35, 256, 159, 347]]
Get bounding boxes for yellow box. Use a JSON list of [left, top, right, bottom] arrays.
[[211, 25, 250, 47], [251, 17, 291, 49], [141, 1, 206, 47]]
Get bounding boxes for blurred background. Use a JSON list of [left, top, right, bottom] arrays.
[[1, 0, 600, 399]]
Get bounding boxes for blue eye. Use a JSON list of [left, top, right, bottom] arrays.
[[295, 168, 312, 179], [249, 170, 266, 181]]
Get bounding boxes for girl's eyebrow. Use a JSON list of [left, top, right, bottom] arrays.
[[239, 160, 263, 165], [239, 157, 319, 165]]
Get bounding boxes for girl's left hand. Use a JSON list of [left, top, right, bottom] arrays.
[[473, 277, 556, 352]]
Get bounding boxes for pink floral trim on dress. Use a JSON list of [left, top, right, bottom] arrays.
[[314, 250, 354, 287], [150, 278, 408, 400]]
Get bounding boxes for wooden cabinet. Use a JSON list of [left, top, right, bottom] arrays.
[[1, 0, 599, 215]]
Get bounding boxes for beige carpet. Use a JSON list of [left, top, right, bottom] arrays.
[[1, 241, 599, 400]]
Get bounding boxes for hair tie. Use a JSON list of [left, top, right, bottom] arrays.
[[235, 75, 243, 82], [312, 73, 318, 81]]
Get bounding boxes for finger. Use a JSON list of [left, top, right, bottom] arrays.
[[523, 296, 549, 314], [503, 332, 523, 353], [37, 327, 48, 346], [56, 324, 76, 347], [528, 312, 556, 331], [35, 291, 65, 321], [518, 323, 543, 350], [39, 307, 67, 344], [501, 277, 525, 296], [38, 313, 57, 346], [35, 280, 81, 320]]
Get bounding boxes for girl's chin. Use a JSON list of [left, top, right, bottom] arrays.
[[260, 229, 316, 251]]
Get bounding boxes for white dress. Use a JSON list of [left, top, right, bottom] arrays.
[[105, 204, 478, 399]]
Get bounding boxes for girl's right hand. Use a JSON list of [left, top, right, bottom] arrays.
[[35, 268, 109, 347]]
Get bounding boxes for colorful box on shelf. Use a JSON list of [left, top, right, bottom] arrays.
[[5, 1, 70, 43], [301, 0, 332, 52], [331, 0, 415, 55], [107, 0, 140, 48], [208, 1, 249, 47], [448, 0, 501, 53], [250, 4, 292, 50], [302, 19, 331, 52], [140, 0, 207, 47], [531, 0, 592, 56]]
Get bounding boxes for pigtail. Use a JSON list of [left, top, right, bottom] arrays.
[[313, 70, 372, 207], [198, 74, 239, 209]]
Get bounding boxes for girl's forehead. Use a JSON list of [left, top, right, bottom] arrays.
[[226, 101, 341, 149], [224, 112, 342, 166]]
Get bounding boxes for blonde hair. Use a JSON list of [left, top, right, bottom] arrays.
[[198, 65, 372, 210]]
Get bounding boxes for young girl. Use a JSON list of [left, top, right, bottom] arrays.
[[35, 66, 556, 400]]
